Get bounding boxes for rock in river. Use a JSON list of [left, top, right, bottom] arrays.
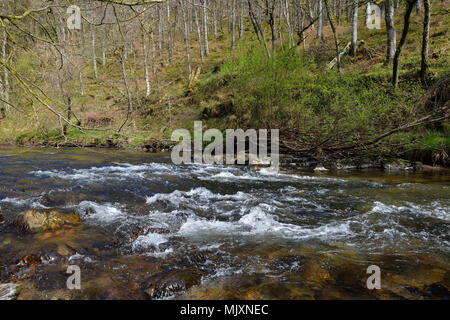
[[20, 209, 81, 232], [0, 283, 22, 300]]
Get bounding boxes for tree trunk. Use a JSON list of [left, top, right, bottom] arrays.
[[420, 0, 430, 84], [365, 2, 371, 26], [101, 26, 106, 66], [167, 2, 173, 64], [232, 0, 237, 50], [180, 0, 192, 75], [416, 0, 422, 12], [325, 0, 341, 73], [157, 5, 163, 57], [269, 0, 277, 56], [119, 45, 133, 132], [91, 25, 98, 79], [213, 0, 217, 40], [392, 0, 415, 88], [351, 0, 358, 55], [317, 0, 323, 38], [203, 0, 209, 56], [194, 4, 204, 63], [142, 32, 151, 97], [1, 28, 9, 108], [385, 0, 396, 64]]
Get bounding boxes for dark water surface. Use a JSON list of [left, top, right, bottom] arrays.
[[0, 146, 449, 299]]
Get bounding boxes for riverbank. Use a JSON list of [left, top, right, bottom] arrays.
[[1, 141, 449, 173]]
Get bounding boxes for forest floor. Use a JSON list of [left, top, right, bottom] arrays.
[[0, 3, 449, 167]]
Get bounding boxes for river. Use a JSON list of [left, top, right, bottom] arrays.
[[0, 146, 449, 299]]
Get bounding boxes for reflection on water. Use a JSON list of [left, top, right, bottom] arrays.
[[0, 146, 449, 299]]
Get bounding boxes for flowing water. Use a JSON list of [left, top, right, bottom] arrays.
[[0, 146, 449, 299]]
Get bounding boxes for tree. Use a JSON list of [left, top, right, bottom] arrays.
[[351, 0, 358, 55], [420, 0, 430, 84], [385, 0, 396, 64], [317, 0, 323, 38], [203, 0, 209, 56], [392, 0, 416, 88]]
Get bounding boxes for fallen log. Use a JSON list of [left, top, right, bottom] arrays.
[[327, 42, 351, 70]]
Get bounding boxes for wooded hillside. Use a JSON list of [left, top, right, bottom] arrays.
[[0, 0, 448, 164]]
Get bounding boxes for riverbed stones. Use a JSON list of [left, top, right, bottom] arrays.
[[17, 253, 43, 268], [142, 269, 204, 299], [20, 209, 81, 232], [383, 159, 414, 171], [0, 283, 22, 300]]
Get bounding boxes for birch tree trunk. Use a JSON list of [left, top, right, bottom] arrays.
[[91, 25, 98, 79], [365, 2, 371, 26], [101, 26, 106, 66], [150, 30, 157, 77], [232, 0, 237, 50], [142, 32, 151, 97], [167, 2, 173, 64], [416, 0, 422, 12], [180, 0, 192, 75], [203, 0, 209, 56], [317, 0, 323, 38], [213, 0, 217, 40], [385, 0, 396, 64], [157, 6, 163, 57], [239, 0, 244, 39], [194, 4, 204, 63], [351, 0, 358, 55]]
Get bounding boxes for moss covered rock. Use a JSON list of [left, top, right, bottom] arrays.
[[21, 210, 81, 232]]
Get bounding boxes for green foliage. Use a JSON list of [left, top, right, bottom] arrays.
[[198, 44, 422, 147]]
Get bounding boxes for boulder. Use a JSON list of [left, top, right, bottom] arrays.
[[17, 254, 43, 268], [20, 210, 81, 232], [0, 283, 21, 300], [142, 269, 203, 299], [383, 159, 414, 171]]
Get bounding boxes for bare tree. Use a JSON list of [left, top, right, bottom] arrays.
[[420, 0, 430, 84], [385, 0, 396, 64], [203, 0, 209, 56], [393, 0, 416, 88], [351, 0, 358, 55], [194, 2, 204, 63], [317, 0, 323, 38]]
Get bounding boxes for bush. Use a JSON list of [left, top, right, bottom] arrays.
[[198, 44, 423, 152]]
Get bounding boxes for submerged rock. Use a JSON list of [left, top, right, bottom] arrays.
[[142, 269, 203, 299], [20, 210, 81, 232], [383, 159, 414, 171], [313, 165, 329, 172], [17, 254, 43, 268], [0, 283, 22, 300]]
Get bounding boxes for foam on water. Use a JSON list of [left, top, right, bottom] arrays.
[[132, 232, 168, 251], [146, 187, 249, 205], [0, 196, 49, 209], [76, 201, 127, 224], [30, 162, 182, 182], [178, 204, 353, 241]]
